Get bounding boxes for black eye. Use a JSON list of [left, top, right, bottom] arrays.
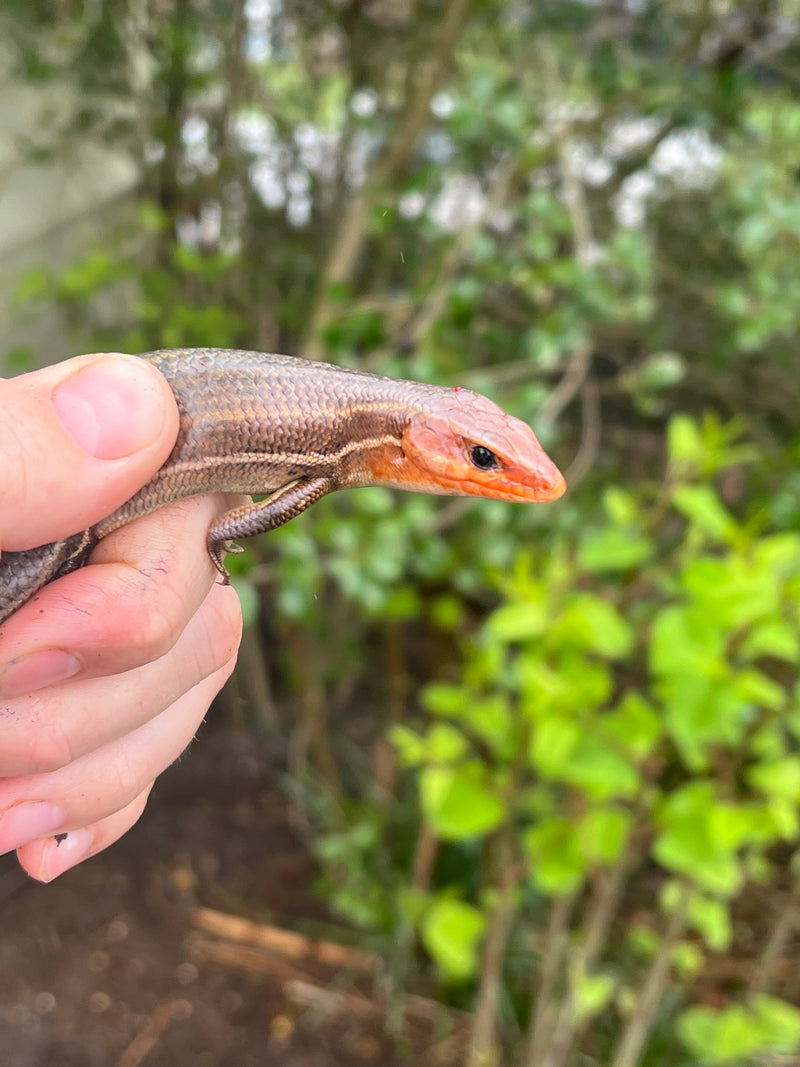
[[470, 445, 499, 470]]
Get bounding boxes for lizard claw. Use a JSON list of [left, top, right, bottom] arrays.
[[208, 538, 243, 584]]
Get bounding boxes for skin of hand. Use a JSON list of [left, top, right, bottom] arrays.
[[0, 354, 243, 882]]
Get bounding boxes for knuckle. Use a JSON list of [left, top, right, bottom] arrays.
[[104, 749, 143, 803], [104, 585, 184, 663], [128, 607, 183, 662], [20, 702, 78, 775], [0, 414, 33, 542]]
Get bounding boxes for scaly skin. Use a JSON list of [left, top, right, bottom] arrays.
[[0, 349, 566, 623]]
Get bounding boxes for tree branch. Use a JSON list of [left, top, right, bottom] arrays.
[[302, 0, 473, 360]]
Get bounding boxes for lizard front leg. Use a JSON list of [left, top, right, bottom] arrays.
[[207, 476, 334, 581]]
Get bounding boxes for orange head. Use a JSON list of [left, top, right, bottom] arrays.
[[370, 388, 566, 502]]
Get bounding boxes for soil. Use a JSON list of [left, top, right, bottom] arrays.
[[0, 723, 423, 1067]]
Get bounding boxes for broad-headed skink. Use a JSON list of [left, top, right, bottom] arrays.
[[0, 348, 566, 623]]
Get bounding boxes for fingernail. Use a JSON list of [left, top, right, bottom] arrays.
[[36, 829, 95, 882], [0, 649, 82, 699], [52, 357, 166, 459], [0, 801, 67, 855]]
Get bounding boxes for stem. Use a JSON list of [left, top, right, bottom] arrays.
[[402, 155, 519, 349], [564, 377, 601, 489], [534, 38, 596, 429], [152, 0, 192, 227], [522, 892, 576, 1066], [372, 621, 408, 802], [468, 835, 521, 1067], [411, 822, 440, 893], [284, 625, 341, 791], [538, 865, 628, 1067], [609, 884, 691, 1067], [747, 890, 800, 998], [527, 815, 645, 1067]]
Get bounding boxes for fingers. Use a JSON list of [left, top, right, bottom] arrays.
[[0, 353, 179, 550], [0, 491, 245, 879], [0, 493, 244, 774], [17, 787, 153, 883], [2, 658, 237, 882], [0, 353, 248, 880], [0, 579, 242, 776], [0, 493, 243, 694]]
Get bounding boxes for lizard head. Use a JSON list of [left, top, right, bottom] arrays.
[[371, 388, 566, 503]]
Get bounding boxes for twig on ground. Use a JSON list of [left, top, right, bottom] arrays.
[[192, 906, 377, 973], [115, 1001, 179, 1067]]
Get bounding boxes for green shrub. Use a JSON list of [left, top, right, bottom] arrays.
[[326, 413, 800, 1066]]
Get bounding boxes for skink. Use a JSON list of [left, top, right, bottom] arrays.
[[0, 348, 566, 624]]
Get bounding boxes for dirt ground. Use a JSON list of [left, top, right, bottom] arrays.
[[0, 723, 432, 1067]]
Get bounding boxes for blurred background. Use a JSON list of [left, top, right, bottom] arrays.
[[1, 1, 800, 1065]]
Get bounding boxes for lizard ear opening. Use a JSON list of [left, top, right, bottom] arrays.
[[398, 411, 469, 493]]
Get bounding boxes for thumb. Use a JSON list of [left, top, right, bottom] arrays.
[[0, 353, 179, 552]]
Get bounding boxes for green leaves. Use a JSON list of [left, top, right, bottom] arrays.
[[405, 412, 800, 1011], [649, 605, 724, 676], [420, 763, 507, 841], [667, 414, 757, 479], [673, 485, 736, 543], [668, 414, 705, 470], [423, 686, 517, 759], [679, 996, 800, 1063], [530, 722, 639, 801], [420, 897, 486, 980], [602, 694, 662, 762], [572, 971, 615, 1025], [680, 555, 781, 629], [578, 487, 654, 572], [747, 757, 800, 803], [396, 421, 799, 1055], [577, 526, 653, 573], [485, 600, 549, 642], [646, 509, 800, 770], [551, 593, 634, 659], [685, 892, 732, 953], [653, 783, 756, 897], [579, 807, 632, 865], [524, 817, 586, 895]]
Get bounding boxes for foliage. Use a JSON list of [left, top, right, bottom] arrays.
[[331, 415, 800, 1064]]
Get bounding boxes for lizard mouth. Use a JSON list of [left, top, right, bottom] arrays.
[[432, 459, 567, 503]]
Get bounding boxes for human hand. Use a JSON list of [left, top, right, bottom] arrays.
[[0, 354, 243, 881]]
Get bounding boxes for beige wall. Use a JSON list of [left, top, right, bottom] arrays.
[[0, 78, 139, 371]]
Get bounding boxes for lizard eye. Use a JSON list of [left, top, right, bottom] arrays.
[[470, 445, 499, 470]]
